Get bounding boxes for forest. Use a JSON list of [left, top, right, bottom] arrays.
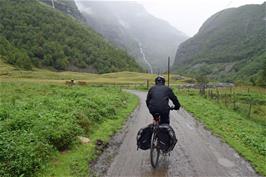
[[0, 0, 141, 73]]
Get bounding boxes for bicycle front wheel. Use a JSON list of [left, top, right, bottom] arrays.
[[150, 133, 160, 168]]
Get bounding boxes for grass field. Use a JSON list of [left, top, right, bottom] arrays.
[[175, 88, 266, 176], [204, 87, 266, 124], [0, 59, 187, 85], [0, 82, 138, 177], [1, 59, 265, 176]]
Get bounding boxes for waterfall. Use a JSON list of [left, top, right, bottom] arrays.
[[136, 41, 153, 74]]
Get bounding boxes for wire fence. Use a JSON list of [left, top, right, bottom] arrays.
[[176, 86, 266, 123]]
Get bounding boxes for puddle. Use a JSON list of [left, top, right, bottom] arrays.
[[218, 158, 235, 168]]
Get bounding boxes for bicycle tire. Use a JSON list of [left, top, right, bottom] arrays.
[[150, 132, 160, 168]]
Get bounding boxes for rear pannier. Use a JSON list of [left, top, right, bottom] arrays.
[[157, 124, 177, 152], [136, 124, 153, 150]]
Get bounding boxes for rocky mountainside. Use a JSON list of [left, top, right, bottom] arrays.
[[76, 1, 188, 72], [173, 3, 266, 85], [40, 0, 85, 21], [0, 0, 141, 73]]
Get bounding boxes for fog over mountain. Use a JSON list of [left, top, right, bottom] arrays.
[[137, 0, 266, 36], [76, 1, 188, 72]]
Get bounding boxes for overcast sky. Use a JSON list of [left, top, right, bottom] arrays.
[[76, 0, 265, 36], [139, 0, 265, 36]]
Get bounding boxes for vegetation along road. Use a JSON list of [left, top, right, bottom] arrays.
[[92, 90, 259, 177]]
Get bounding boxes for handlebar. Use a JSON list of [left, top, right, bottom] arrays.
[[170, 106, 181, 110]]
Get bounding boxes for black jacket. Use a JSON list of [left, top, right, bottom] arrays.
[[146, 84, 181, 113]]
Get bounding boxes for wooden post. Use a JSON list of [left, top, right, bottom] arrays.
[[248, 102, 252, 118], [233, 92, 236, 110], [224, 94, 227, 107], [168, 56, 170, 87], [147, 80, 149, 90], [216, 88, 219, 102]]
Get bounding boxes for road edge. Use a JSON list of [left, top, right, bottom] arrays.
[[90, 100, 141, 177]]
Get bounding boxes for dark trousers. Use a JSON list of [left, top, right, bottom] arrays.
[[151, 111, 170, 124]]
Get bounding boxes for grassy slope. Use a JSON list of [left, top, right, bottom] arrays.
[[176, 90, 266, 176], [0, 82, 138, 177]]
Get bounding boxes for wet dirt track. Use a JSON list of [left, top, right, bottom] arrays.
[[92, 90, 259, 177]]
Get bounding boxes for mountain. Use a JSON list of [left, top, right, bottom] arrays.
[[76, 1, 188, 73], [40, 0, 85, 21], [0, 0, 141, 73], [173, 3, 266, 84]]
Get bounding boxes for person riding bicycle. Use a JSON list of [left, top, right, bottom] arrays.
[[146, 76, 180, 124]]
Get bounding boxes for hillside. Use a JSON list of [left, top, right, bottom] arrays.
[[40, 0, 85, 21], [173, 3, 266, 85], [0, 0, 141, 73], [76, 1, 188, 72]]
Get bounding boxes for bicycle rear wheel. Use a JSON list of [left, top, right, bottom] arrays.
[[150, 133, 160, 168]]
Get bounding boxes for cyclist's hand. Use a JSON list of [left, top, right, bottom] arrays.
[[170, 106, 175, 110], [173, 106, 180, 110], [153, 117, 160, 124]]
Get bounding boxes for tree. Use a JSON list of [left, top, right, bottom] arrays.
[[0, 0, 141, 73], [14, 51, 32, 70], [195, 74, 209, 95]]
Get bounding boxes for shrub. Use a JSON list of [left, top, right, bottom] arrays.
[[0, 131, 52, 177], [0, 83, 132, 176]]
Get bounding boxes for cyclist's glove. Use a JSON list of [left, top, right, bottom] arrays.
[[174, 106, 180, 110]]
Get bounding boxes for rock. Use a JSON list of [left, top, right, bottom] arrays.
[[78, 136, 90, 144]]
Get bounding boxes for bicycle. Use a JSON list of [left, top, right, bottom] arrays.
[[150, 107, 175, 168]]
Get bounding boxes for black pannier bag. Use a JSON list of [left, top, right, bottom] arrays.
[[157, 124, 177, 152], [136, 124, 153, 150]]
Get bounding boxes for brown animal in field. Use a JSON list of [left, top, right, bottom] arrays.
[[65, 80, 75, 86], [77, 81, 87, 85]]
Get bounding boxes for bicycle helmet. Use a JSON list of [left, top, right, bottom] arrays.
[[155, 75, 165, 85]]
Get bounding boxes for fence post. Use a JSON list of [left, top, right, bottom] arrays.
[[147, 80, 149, 90], [248, 102, 252, 118], [216, 88, 220, 102], [224, 93, 227, 107], [233, 92, 236, 110]]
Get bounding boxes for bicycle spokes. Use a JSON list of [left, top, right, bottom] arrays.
[[150, 134, 160, 168]]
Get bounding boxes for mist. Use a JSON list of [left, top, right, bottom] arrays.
[[75, 0, 265, 36]]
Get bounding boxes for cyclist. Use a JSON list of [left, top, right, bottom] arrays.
[[146, 76, 180, 124]]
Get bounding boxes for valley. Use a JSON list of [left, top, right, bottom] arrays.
[[0, 0, 265, 177]]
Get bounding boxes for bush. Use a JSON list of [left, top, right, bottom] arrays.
[[0, 131, 52, 177], [32, 111, 82, 151], [0, 83, 132, 176]]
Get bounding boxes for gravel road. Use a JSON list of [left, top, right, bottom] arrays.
[[91, 90, 259, 177]]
